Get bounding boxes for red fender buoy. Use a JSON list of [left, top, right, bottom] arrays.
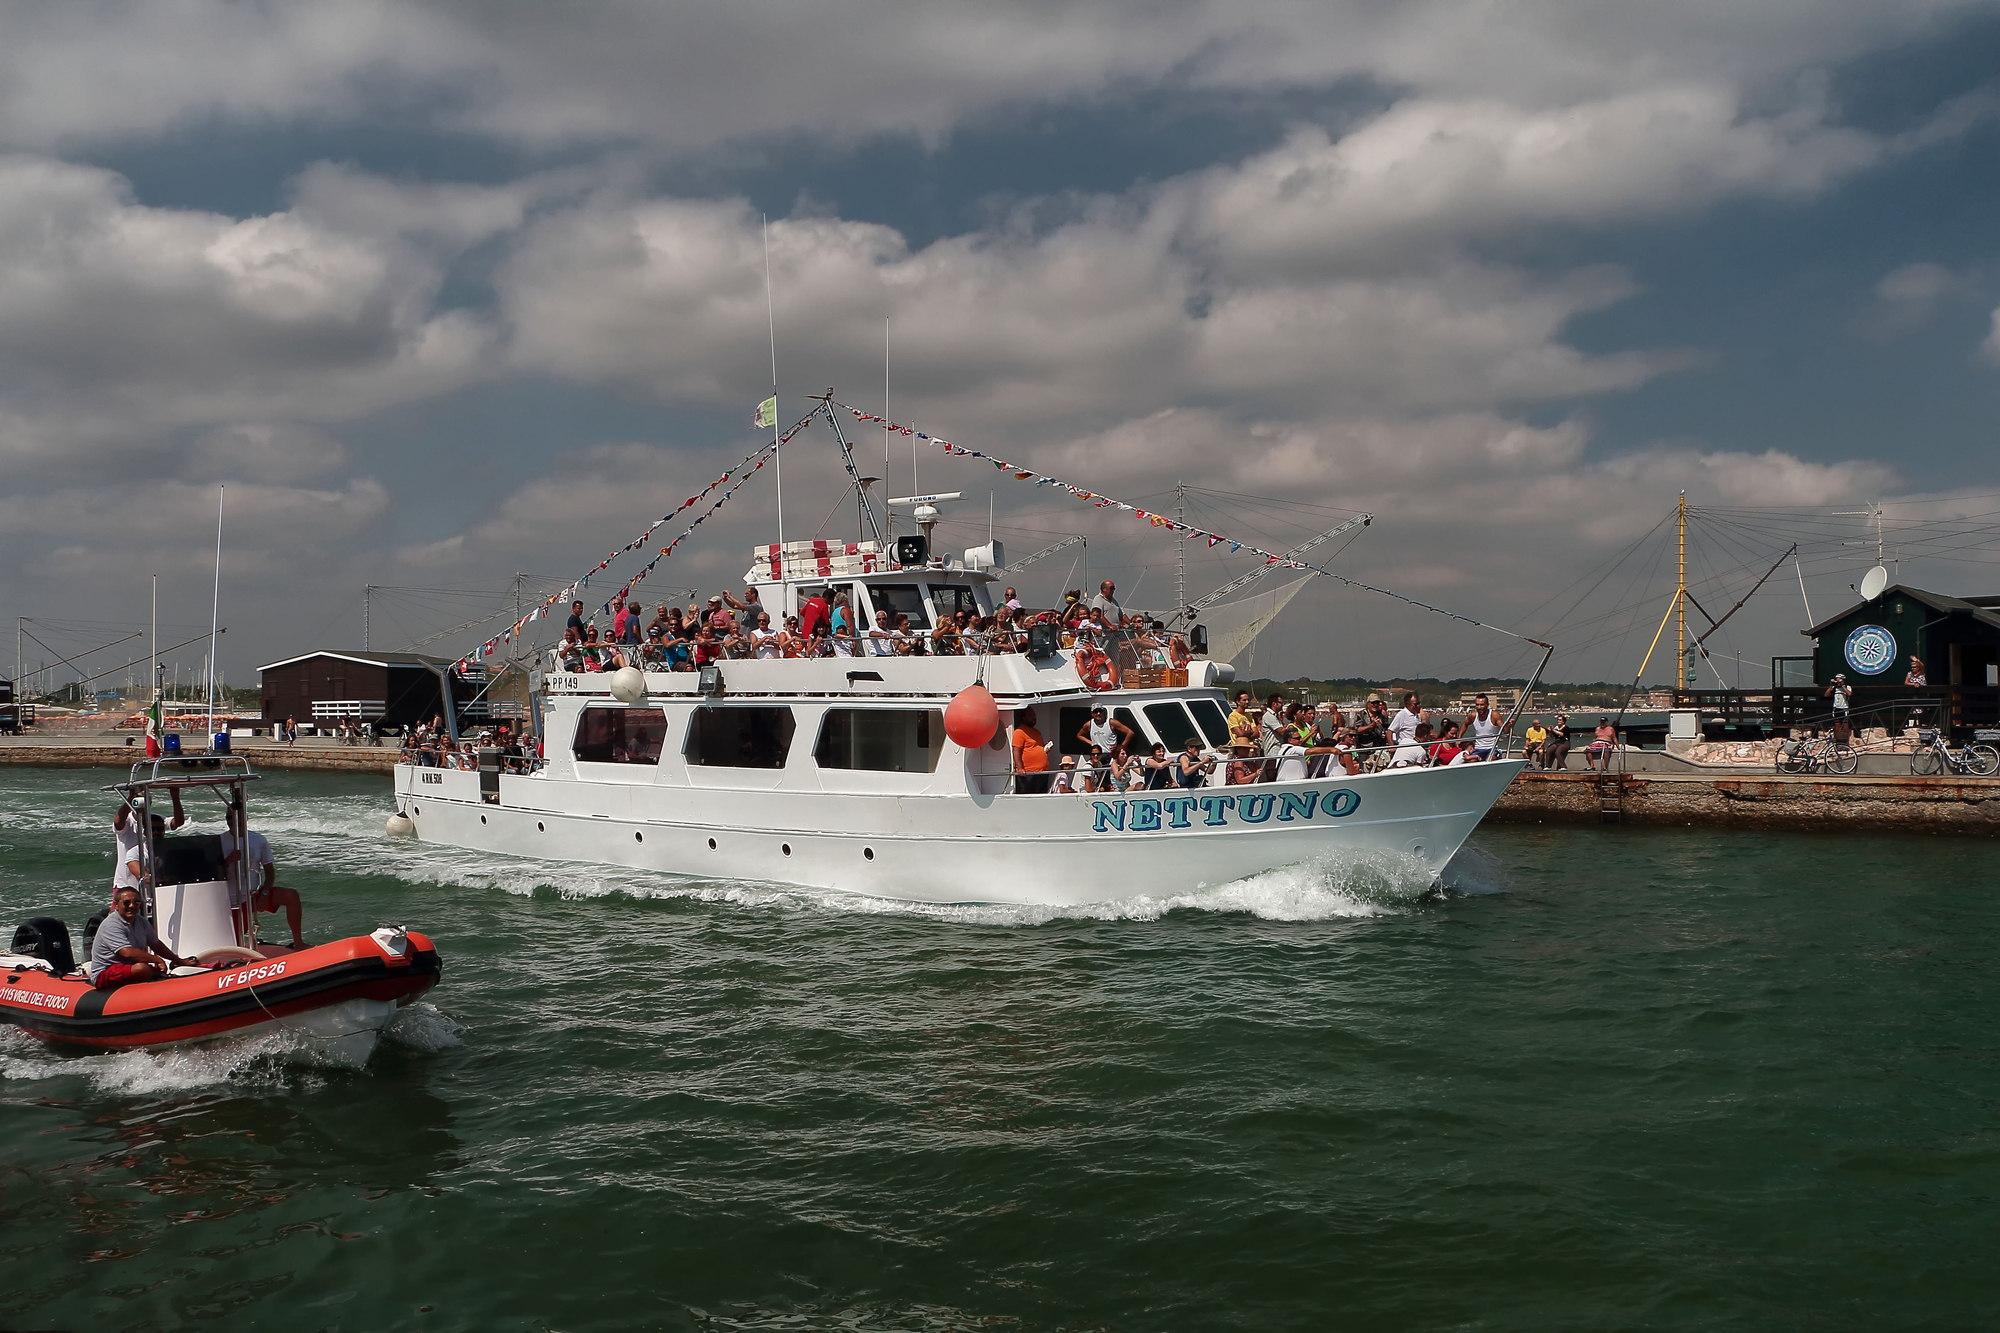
[[944, 683, 1000, 748]]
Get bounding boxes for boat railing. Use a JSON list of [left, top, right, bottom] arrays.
[[116, 754, 260, 790], [542, 626, 1188, 678], [994, 735, 1513, 795]]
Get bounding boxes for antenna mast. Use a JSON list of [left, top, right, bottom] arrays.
[[1676, 492, 1689, 690], [1175, 481, 1187, 625], [764, 216, 786, 597]]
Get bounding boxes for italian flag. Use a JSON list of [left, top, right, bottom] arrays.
[[144, 695, 162, 758]]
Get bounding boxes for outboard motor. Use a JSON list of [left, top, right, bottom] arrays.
[[10, 917, 76, 975]]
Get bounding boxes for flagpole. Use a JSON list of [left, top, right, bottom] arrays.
[[147, 574, 159, 758], [205, 485, 223, 749], [764, 215, 786, 603]]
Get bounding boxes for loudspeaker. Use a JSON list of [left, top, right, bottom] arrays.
[[894, 535, 928, 566], [1189, 624, 1208, 655]]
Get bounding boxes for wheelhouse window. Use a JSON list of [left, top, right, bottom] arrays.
[[573, 707, 669, 765], [1143, 702, 1202, 753], [684, 706, 796, 768], [1186, 699, 1232, 748], [867, 583, 931, 630], [814, 709, 945, 773], [931, 585, 982, 621]]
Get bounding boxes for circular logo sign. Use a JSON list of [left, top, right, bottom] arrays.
[[1843, 624, 1896, 676]]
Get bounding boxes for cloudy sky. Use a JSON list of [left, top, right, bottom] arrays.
[[4, 0, 1998, 693]]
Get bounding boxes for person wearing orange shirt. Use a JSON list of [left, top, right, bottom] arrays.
[[1012, 706, 1052, 793]]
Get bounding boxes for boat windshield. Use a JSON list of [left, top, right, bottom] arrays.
[[867, 583, 931, 630]]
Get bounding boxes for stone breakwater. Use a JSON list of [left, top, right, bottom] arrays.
[[0, 742, 397, 774], [1492, 770, 2000, 834]]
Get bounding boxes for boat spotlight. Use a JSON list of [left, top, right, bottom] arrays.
[[698, 664, 724, 696]]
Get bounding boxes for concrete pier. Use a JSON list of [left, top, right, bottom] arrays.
[[1491, 770, 2000, 834], [0, 736, 398, 774]]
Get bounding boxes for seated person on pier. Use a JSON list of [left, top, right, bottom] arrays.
[[89, 886, 199, 989], [1543, 714, 1572, 770], [1585, 718, 1619, 770], [1522, 718, 1548, 765]]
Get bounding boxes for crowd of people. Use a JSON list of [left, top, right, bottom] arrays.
[[1005, 689, 1526, 792], [547, 578, 1191, 677], [398, 716, 535, 772]]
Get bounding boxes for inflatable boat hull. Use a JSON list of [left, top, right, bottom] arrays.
[[0, 932, 441, 1050]]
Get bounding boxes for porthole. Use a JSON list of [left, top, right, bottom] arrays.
[[707, 837, 717, 850], [537, 822, 545, 832], [781, 843, 792, 856], [863, 847, 875, 861], [635, 831, 644, 843], [412, 805, 420, 816], [480, 815, 487, 825]]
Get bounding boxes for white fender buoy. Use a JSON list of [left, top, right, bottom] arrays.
[[385, 812, 416, 838], [609, 665, 648, 705], [944, 683, 1000, 749]]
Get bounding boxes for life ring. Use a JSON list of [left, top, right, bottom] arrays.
[[1076, 647, 1115, 692]]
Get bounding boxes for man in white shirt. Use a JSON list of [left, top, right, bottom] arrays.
[[1389, 692, 1423, 747], [113, 788, 185, 897], [1389, 721, 1432, 768], [1268, 739, 1343, 783], [1087, 579, 1126, 628], [222, 802, 306, 950]]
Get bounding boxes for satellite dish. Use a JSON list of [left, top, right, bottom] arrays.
[[1859, 565, 1889, 601]]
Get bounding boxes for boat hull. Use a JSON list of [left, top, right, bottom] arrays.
[[0, 934, 441, 1051], [396, 763, 1524, 905]]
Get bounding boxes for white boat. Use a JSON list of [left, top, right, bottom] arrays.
[[392, 554, 1526, 907]]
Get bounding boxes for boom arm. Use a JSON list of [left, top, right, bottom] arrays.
[[1009, 534, 1086, 571], [1175, 514, 1372, 622]]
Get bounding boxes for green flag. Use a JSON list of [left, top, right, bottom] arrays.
[[753, 395, 778, 430]]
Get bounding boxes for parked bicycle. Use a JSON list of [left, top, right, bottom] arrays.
[[1909, 728, 1999, 777], [1776, 734, 1858, 776]]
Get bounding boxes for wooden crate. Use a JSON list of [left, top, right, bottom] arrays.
[[1123, 667, 1187, 689]]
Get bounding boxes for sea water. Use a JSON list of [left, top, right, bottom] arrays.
[[1, 768, 1992, 1330]]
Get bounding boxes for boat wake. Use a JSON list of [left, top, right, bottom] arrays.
[[0, 1001, 459, 1095]]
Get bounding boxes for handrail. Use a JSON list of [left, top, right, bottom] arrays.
[[105, 754, 260, 792]]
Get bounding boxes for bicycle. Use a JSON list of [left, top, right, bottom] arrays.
[[1776, 734, 1859, 776], [1909, 728, 1999, 777]]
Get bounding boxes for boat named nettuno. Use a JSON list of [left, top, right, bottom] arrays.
[[393, 553, 1525, 907]]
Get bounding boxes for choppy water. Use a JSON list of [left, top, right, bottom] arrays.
[[2, 768, 1993, 1331]]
